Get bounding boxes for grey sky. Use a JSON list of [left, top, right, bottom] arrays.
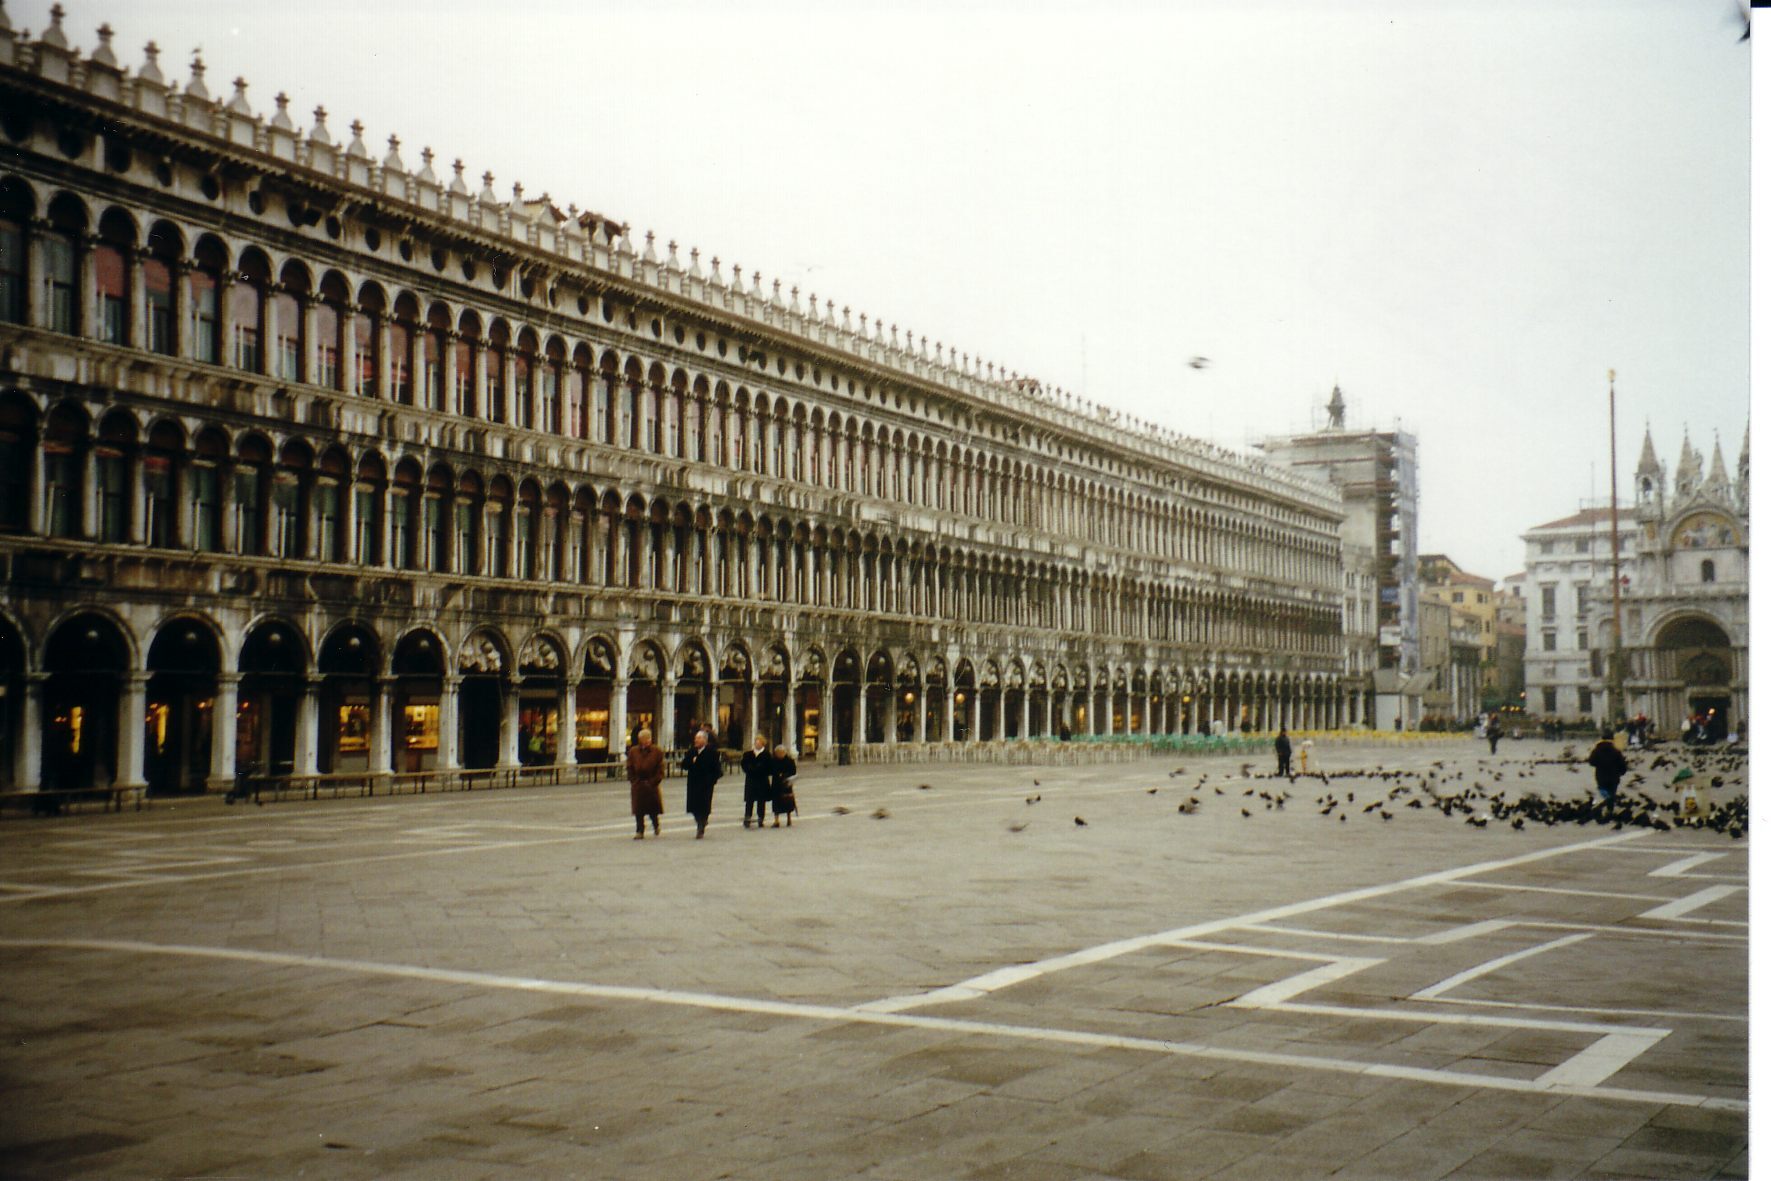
[[14, 0, 1750, 583]]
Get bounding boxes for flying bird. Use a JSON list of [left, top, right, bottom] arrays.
[[1188, 357, 1210, 370]]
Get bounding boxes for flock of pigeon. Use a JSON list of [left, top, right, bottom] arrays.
[[942, 747, 1748, 839]]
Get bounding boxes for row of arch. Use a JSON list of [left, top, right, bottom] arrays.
[[0, 175, 1340, 585], [2, 396, 1344, 654], [0, 608, 1350, 794]]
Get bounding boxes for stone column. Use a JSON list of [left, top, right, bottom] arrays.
[[658, 675, 678, 752], [1019, 690, 1031, 741], [207, 673, 239, 792], [992, 689, 1005, 745], [339, 304, 359, 394], [499, 676, 522, 770], [884, 689, 899, 747], [127, 252, 147, 348], [371, 676, 393, 778], [115, 672, 149, 793], [609, 682, 629, 760], [437, 674, 461, 771], [558, 677, 579, 768], [855, 683, 868, 748], [941, 685, 954, 744], [782, 685, 799, 756], [14, 673, 44, 790], [293, 675, 320, 777]]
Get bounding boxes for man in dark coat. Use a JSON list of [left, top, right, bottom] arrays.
[[740, 735, 773, 829], [1585, 736, 1627, 804], [1274, 728, 1292, 777], [683, 728, 722, 839], [1485, 715, 1502, 754], [625, 728, 664, 839]]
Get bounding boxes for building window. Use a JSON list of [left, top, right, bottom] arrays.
[[1541, 687, 1557, 714], [422, 328, 444, 410], [144, 258, 175, 355], [270, 475, 301, 557], [44, 231, 77, 334], [389, 488, 412, 569], [316, 481, 342, 562], [314, 300, 341, 390], [514, 503, 533, 580], [192, 464, 222, 552], [453, 500, 478, 574], [96, 451, 129, 542], [233, 466, 263, 556], [273, 292, 301, 380], [453, 335, 477, 417], [540, 363, 559, 435], [1701, 559, 1716, 583], [1451, 591, 1464, 604], [1540, 586, 1555, 619], [45, 449, 79, 538], [229, 280, 262, 372], [388, 319, 413, 405], [189, 265, 220, 364], [354, 307, 378, 396], [487, 506, 508, 577], [1578, 687, 1593, 714], [1575, 538, 1589, 553], [144, 456, 175, 548], [95, 242, 127, 345], [353, 484, 380, 564], [423, 494, 445, 571], [0, 413, 30, 532], [1575, 585, 1590, 614], [1541, 631, 1556, 652], [1576, 629, 1588, 651], [0, 216, 23, 324]]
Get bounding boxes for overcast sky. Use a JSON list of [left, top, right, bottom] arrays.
[[15, 0, 1751, 582]]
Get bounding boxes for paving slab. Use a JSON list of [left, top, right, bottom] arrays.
[[0, 740, 1746, 1178]]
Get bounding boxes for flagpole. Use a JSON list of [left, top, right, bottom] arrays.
[[1607, 369, 1625, 728]]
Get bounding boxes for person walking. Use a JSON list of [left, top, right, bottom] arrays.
[[683, 728, 723, 839], [1485, 715, 1502, 755], [769, 744, 798, 827], [1585, 735, 1627, 805], [626, 728, 664, 839], [1274, 728, 1292, 777], [741, 735, 773, 829]]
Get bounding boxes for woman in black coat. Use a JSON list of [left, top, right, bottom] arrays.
[[740, 735, 773, 829], [682, 729, 723, 839], [769, 745, 798, 827]]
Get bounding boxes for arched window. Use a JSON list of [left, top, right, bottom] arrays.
[[354, 285, 384, 396], [389, 295, 418, 405], [1701, 559, 1716, 583], [512, 334, 535, 430], [514, 482, 538, 580], [423, 466, 450, 571], [94, 413, 135, 543], [423, 306, 448, 411], [316, 450, 349, 562], [94, 210, 133, 345], [0, 181, 28, 324], [43, 405, 84, 538], [0, 396, 35, 532], [389, 461, 421, 570], [143, 421, 182, 548], [486, 321, 509, 425], [271, 442, 311, 558], [189, 237, 226, 364], [43, 196, 84, 336], [143, 224, 179, 356], [454, 472, 482, 574], [315, 275, 348, 390], [540, 340, 564, 435], [274, 262, 307, 381], [353, 454, 385, 565], [454, 315, 480, 418], [233, 436, 270, 556], [486, 478, 512, 576], [231, 250, 269, 372], [191, 428, 226, 552]]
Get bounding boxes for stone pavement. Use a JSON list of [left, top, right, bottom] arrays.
[[0, 739, 1747, 1180]]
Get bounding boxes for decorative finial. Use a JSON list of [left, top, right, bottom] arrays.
[[140, 41, 164, 84], [269, 90, 292, 130], [92, 23, 117, 67], [43, 3, 66, 48]]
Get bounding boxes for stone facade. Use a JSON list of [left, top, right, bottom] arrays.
[[0, 9, 1348, 796]]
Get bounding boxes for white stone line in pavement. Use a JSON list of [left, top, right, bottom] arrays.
[[1520, 920, 1748, 943], [1456, 882, 1669, 902], [1648, 852, 1732, 878], [0, 936, 1741, 1113], [1535, 1030, 1672, 1089], [1421, 996, 1747, 1024], [855, 831, 1650, 1013], [1411, 933, 1593, 1001], [1221, 956, 1386, 1007], [1636, 885, 1745, 921], [1416, 919, 1516, 945]]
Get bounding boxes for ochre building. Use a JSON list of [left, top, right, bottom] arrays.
[[0, 10, 1347, 796]]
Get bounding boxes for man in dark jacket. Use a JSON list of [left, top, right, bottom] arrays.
[[1274, 728, 1292, 777], [1585, 737, 1627, 804], [1485, 716, 1502, 754], [683, 728, 723, 839]]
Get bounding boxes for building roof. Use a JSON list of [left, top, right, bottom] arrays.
[[1525, 507, 1629, 532]]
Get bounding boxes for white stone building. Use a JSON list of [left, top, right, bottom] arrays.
[[1519, 507, 1639, 725]]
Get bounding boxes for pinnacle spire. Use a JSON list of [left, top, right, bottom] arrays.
[[1634, 425, 1660, 477]]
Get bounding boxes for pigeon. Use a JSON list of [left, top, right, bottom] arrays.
[[1240, 808, 1252, 818], [1188, 356, 1210, 369], [832, 805, 852, 815], [872, 808, 890, 819], [1074, 816, 1088, 827], [1007, 821, 1028, 833], [1032, 779, 1041, 787], [1026, 795, 1041, 804], [918, 784, 932, 791], [1380, 810, 1393, 821], [1146, 788, 1159, 795]]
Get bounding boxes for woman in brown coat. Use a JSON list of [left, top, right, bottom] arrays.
[[626, 728, 665, 839]]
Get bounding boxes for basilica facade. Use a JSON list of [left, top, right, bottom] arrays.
[[0, 9, 1347, 797]]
